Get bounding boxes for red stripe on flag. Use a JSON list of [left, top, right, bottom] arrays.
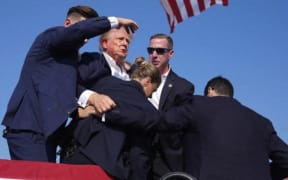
[[168, 0, 183, 23], [211, 0, 216, 5], [160, 0, 229, 33], [197, 0, 206, 12], [222, 0, 229, 6], [184, 0, 194, 17], [165, 12, 175, 33]]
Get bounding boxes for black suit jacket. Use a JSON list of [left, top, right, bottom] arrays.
[[105, 95, 288, 180], [67, 70, 158, 179], [2, 17, 111, 137], [77, 52, 111, 95], [183, 95, 288, 180], [153, 70, 194, 177]]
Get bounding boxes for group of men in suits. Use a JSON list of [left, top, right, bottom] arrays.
[[101, 76, 288, 180], [60, 33, 195, 180], [1, 5, 138, 163], [2, 4, 288, 180]]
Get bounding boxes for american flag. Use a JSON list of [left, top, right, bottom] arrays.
[[160, 0, 228, 33]]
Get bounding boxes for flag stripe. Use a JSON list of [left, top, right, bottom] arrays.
[[169, 0, 183, 23], [160, 0, 176, 32], [160, 0, 228, 33], [177, 0, 188, 21], [198, 0, 206, 12], [190, 0, 201, 16], [221, 0, 228, 6], [184, 0, 194, 17], [211, 0, 216, 5]]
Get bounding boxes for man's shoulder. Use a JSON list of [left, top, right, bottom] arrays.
[[34, 26, 62, 40], [81, 52, 102, 59], [168, 70, 194, 87], [80, 52, 107, 65]]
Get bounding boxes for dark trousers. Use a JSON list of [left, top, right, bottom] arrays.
[[3, 125, 65, 162]]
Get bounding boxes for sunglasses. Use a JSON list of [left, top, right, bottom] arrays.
[[147, 47, 171, 55]]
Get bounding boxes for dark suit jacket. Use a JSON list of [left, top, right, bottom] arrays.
[[66, 76, 158, 180], [183, 95, 288, 180], [105, 95, 288, 180], [2, 17, 112, 137], [153, 70, 194, 177], [77, 52, 112, 95]]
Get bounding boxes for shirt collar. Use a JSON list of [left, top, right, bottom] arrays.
[[161, 66, 170, 81], [103, 52, 130, 81]]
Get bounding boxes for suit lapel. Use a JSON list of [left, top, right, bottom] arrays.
[[159, 70, 176, 110], [97, 54, 113, 77]]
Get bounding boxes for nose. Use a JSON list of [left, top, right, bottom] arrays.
[[123, 39, 129, 46]]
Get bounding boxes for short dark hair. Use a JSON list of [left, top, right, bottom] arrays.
[[67, 5, 98, 19], [149, 33, 173, 49], [204, 76, 234, 97]]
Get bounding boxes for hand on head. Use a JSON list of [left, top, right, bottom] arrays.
[[116, 17, 139, 33]]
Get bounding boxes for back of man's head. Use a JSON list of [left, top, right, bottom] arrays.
[[67, 5, 99, 19], [204, 76, 234, 97]]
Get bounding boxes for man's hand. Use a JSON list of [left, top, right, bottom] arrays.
[[117, 17, 139, 33], [78, 106, 97, 118], [88, 92, 116, 115]]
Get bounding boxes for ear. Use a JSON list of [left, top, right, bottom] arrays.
[[207, 87, 217, 97], [101, 39, 108, 50], [168, 49, 174, 59], [64, 18, 71, 27]]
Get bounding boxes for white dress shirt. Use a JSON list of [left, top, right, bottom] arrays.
[[148, 68, 170, 109], [78, 52, 130, 108]]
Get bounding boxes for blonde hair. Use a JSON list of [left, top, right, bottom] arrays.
[[98, 26, 133, 52], [131, 57, 161, 86]]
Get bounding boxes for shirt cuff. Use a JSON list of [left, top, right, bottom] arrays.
[[108, 16, 119, 28], [78, 90, 94, 108], [102, 113, 106, 122]]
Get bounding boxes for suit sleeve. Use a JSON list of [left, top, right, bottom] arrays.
[[105, 103, 192, 132], [77, 52, 111, 98], [48, 17, 111, 52]]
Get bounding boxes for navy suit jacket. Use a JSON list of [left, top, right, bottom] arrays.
[[77, 52, 112, 95], [183, 95, 288, 180], [105, 95, 288, 180], [154, 70, 194, 175], [68, 76, 158, 179], [2, 17, 111, 137]]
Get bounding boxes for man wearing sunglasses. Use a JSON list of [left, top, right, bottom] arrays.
[[147, 33, 195, 179]]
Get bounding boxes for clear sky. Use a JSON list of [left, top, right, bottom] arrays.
[[0, 0, 287, 160]]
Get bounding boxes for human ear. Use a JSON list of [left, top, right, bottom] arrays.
[[64, 18, 71, 27]]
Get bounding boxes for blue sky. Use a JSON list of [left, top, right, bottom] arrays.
[[0, 0, 287, 159]]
